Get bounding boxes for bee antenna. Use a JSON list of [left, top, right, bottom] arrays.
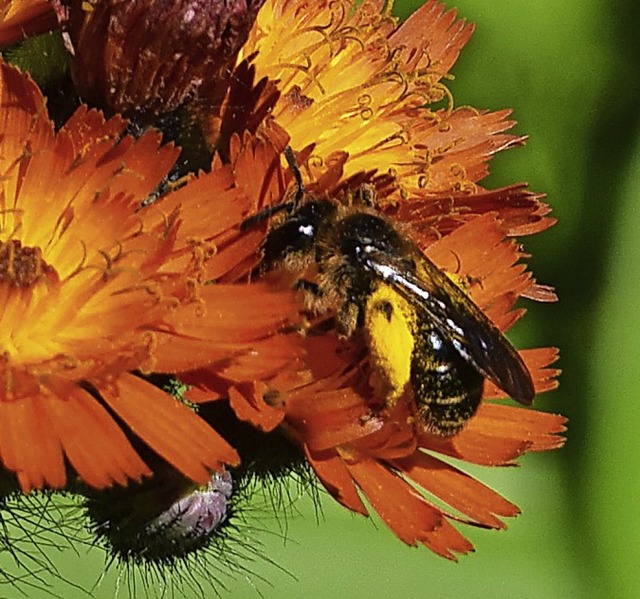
[[284, 146, 305, 209], [239, 146, 304, 231], [239, 201, 295, 231]]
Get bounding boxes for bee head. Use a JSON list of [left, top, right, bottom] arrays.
[[263, 199, 338, 266]]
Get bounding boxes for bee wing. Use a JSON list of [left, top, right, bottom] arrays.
[[360, 247, 535, 405]]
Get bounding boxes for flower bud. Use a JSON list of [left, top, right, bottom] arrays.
[[53, 0, 266, 119], [86, 467, 233, 563]]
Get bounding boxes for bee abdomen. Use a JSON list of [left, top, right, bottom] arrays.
[[410, 327, 483, 437]]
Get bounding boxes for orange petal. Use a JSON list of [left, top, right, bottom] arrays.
[[145, 163, 252, 267], [389, 0, 474, 79], [206, 228, 267, 282], [423, 430, 529, 467], [96, 373, 240, 484], [345, 455, 444, 546], [286, 386, 383, 451], [0, 394, 65, 491], [0, 0, 57, 48], [61, 104, 127, 153], [228, 382, 284, 432], [0, 59, 54, 166], [230, 129, 288, 216], [406, 108, 524, 193], [419, 517, 475, 561], [59, 121, 177, 215], [182, 378, 226, 403], [351, 404, 418, 461], [161, 282, 298, 342], [304, 446, 368, 516], [201, 57, 281, 160], [423, 399, 565, 466], [466, 402, 567, 452], [392, 452, 519, 529], [425, 214, 531, 315], [43, 376, 151, 488], [153, 283, 299, 372], [216, 335, 304, 382], [396, 183, 552, 242]]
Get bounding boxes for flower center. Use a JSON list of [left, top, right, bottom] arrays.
[[0, 240, 56, 288]]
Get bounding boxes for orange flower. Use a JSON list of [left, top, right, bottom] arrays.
[[0, 0, 56, 48], [184, 175, 565, 559], [0, 0, 565, 565], [237, 0, 553, 238], [186, 0, 565, 559], [0, 60, 299, 493], [269, 214, 564, 559]]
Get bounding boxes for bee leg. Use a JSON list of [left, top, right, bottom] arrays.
[[336, 301, 360, 338], [295, 278, 331, 316], [295, 278, 321, 296], [283, 146, 305, 208], [240, 146, 304, 231], [240, 200, 295, 231]]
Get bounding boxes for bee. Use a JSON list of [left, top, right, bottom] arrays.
[[245, 148, 534, 436]]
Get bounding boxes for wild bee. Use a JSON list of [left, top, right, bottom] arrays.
[[245, 148, 534, 436]]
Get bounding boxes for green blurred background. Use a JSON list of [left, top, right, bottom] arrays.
[[5, 0, 640, 597]]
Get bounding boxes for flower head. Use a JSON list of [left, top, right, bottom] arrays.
[[184, 0, 565, 559], [86, 464, 234, 564], [0, 0, 565, 572], [0, 59, 299, 492], [274, 213, 563, 559], [235, 0, 553, 236]]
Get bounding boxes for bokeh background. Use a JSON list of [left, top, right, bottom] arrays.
[[5, 0, 639, 597]]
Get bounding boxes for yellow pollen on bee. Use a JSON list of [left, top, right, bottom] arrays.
[[364, 283, 416, 404]]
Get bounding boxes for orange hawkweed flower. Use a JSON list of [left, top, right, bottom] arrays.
[[0, 0, 565, 566], [0, 60, 298, 493], [239, 0, 553, 238], [272, 214, 564, 559], [187, 0, 565, 559], [211, 201, 564, 559]]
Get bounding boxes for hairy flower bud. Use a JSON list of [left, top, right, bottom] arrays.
[[86, 467, 234, 563], [52, 0, 266, 118]]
